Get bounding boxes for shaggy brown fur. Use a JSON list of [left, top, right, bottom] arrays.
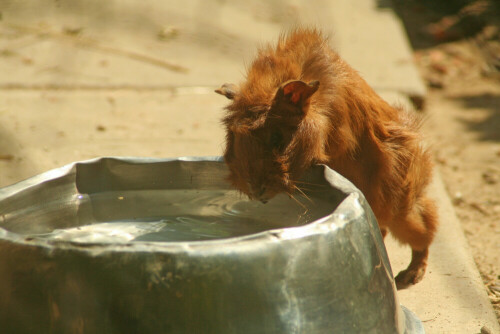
[[216, 28, 438, 289]]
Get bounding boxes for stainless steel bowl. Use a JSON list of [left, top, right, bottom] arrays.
[[0, 157, 424, 333]]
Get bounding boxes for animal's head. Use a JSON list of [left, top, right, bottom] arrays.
[[216, 79, 325, 203]]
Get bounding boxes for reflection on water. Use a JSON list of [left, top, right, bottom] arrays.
[[24, 190, 334, 243]]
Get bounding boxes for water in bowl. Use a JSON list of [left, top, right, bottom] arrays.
[[25, 189, 334, 243]]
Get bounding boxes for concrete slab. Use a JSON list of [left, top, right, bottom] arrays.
[[328, 0, 427, 98], [0, 0, 287, 88], [0, 90, 227, 187], [0, 0, 425, 98]]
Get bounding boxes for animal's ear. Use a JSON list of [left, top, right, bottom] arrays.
[[215, 83, 239, 100], [279, 80, 320, 105]]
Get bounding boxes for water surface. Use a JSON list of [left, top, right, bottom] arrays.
[[24, 189, 335, 243]]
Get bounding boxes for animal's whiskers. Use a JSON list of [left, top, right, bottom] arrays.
[[293, 180, 325, 187], [293, 184, 314, 204], [287, 191, 308, 212]]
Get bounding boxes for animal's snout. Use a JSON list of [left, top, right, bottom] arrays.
[[250, 185, 266, 198], [258, 187, 268, 204], [249, 184, 269, 203]]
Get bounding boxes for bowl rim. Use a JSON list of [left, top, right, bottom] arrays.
[[0, 156, 364, 255]]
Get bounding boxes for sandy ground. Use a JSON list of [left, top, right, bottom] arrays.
[[424, 77, 500, 317], [394, 0, 500, 320], [422, 77, 500, 320]]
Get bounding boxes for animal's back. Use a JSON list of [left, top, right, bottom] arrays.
[[239, 29, 343, 109]]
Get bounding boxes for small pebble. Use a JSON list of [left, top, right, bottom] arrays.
[[482, 171, 498, 185], [452, 192, 464, 205], [480, 325, 492, 334], [158, 26, 179, 41], [427, 76, 444, 89], [469, 202, 489, 216], [63, 26, 83, 36]]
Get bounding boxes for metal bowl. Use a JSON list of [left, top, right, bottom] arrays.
[[0, 157, 423, 333]]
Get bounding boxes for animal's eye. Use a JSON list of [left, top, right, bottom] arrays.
[[269, 131, 284, 150]]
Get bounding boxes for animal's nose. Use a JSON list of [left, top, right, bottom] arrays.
[[258, 186, 268, 204], [250, 184, 267, 200]]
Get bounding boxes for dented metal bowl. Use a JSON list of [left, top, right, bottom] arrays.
[[0, 157, 423, 333]]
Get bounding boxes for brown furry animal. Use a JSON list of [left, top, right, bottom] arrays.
[[216, 28, 438, 289]]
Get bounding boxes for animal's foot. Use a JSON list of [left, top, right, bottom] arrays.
[[395, 266, 426, 290]]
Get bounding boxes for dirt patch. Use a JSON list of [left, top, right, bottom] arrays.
[[394, 0, 500, 320]]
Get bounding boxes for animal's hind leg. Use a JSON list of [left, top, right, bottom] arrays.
[[390, 197, 438, 289], [395, 249, 429, 289]]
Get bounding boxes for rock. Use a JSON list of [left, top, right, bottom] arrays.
[[481, 325, 493, 334], [482, 171, 498, 184], [158, 26, 179, 41], [452, 192, 464, 205]]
